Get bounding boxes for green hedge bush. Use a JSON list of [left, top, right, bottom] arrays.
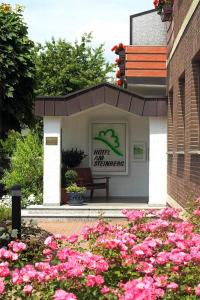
[[2, 132, 43, 207]]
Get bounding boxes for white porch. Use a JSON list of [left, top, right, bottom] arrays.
[[35, 83, 167, 208]]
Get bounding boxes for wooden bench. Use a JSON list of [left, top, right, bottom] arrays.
[[75, 168, 110, 200]]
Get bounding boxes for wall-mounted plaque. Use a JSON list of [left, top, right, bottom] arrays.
[[46, 137, 58, 145], [90, 122, 128, 175]]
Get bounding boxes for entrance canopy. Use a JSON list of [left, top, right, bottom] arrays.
[[34, 82, 167, 117]]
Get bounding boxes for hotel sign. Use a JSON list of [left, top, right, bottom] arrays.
[[90, 122, 128, 175]]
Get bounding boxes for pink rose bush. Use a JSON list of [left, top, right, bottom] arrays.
[[0, 199, 200, 299]]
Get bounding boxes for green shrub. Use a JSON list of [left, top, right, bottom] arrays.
[[2, 132, 43, 207], [0, 206, 11, 223], [0, 130, 21, 177], [66, 183, 86, 193], [0, 195, 11, 222], [65, 169, 78, 187]]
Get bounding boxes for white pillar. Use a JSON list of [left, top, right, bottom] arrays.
[[43, 117, 61, 206], [149, 117, 167, 206]]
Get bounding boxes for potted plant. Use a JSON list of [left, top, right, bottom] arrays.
[[61, 148, 87, 204], [111, 43, 125, 55], [65, 169, 77, 186], [153, 0, 173, 22], [66, 183, 86, 206], [62, 148, 87, 169]]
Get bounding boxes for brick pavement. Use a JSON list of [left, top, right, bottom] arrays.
[[37, 219, 126, 235]]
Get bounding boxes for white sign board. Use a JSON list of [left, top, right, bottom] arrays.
[[90, 122, 128, 175]]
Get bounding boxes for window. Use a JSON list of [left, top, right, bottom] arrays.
[[177, 74, 185, 152], [168, 90, 173, 152], [189, 61, 200, 152]]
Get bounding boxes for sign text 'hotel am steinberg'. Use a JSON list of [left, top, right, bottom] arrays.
[[90, 122, 128, 175]]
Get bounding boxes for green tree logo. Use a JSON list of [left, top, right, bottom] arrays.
[[94, 129, 123, 156]]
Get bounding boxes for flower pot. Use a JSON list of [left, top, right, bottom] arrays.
[[68, 192, 84, 206], [117, 50, 125, 57], [161, 4, 173, 22], [61, 188, 69, 204]]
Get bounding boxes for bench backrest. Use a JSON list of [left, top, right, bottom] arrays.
[[75, 168, 93, 185]]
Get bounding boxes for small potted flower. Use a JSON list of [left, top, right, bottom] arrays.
[[66, 183, 86, 206], [153, 0, 173, 22], [111, 43, 125, 55]]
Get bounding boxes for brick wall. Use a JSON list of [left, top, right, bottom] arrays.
[[173, 0, 193, 39], [167, 3, 200, 207]]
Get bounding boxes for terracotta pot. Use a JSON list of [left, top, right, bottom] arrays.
[[61, 188, 69, 204]]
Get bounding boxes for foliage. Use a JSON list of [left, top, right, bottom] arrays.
[[1, 132, 43, 207], [65, 170, 78, 187], [0, 224, 18, 248], [0, 202, 200, 298], [34, 33, 114, 96], [0, 130, 21, 178], [184, 196, 200, 234], [62, 148, 87, 169], [0, 195, 11, 223], [61, 148, 86, 187], [66, 183, 86, 193], [0, 3, 35, 137]]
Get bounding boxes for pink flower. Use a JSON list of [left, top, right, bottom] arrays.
[[0, 279, 4, 295], [95, 275, 104, 285], [101, 285, 110, 294], [44, 236, 58, 250], [53, 289, 77, 300], [8, 241, 26, 253], [0, 262, 10, 277], [195, 284, 200, 296], [121, 277, 159, 300], [136, 262, 155, 274], [12, 269, 23, 285], [193, 209, 200, 216], [23, 285, 33, 296], [43, 248, 52, 256], [67, 234, 78, 244], [154, 275, 168, 288], [167, 282, 179, 290], [122, 210, 145, 222], [86, 275, 104, 287]]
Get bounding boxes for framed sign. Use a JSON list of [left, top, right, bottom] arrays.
[[90, 122, 128, 175], [132, 142, 146, 161]]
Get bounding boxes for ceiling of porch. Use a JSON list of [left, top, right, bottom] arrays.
[[34, 82, 167, 117]]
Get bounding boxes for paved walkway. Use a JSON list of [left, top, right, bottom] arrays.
[[38, 219, 126, 235]]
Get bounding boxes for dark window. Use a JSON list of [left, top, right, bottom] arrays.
[[190, 61, 200, 151], [177, 74, 185, 152], [168, 90, 173, 152]]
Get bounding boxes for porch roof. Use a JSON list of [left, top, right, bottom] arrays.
[[34, 82, 167, 117]]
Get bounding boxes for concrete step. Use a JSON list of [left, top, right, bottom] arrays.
[[22, 203, 165, 219]]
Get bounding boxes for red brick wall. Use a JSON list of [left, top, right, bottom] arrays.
[[167, 3, 200, 207]]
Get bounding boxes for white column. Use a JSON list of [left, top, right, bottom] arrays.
[[43, 117, 61, 206], [149, 117, 167, 206]]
